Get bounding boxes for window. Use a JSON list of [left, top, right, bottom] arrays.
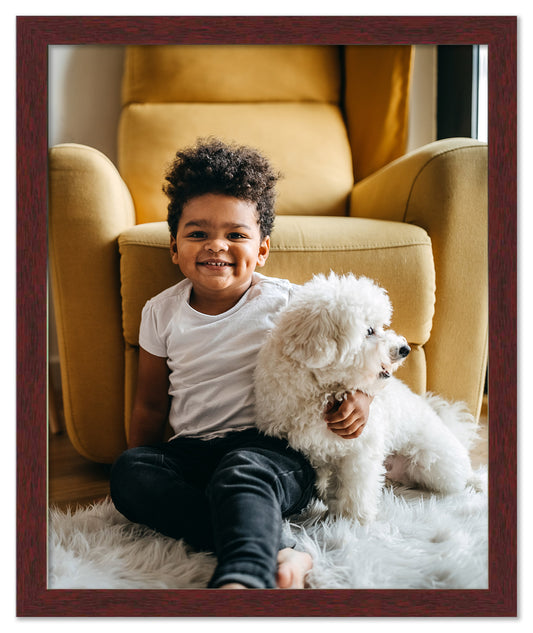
[[475, 45, 488, 142], [437, 45, 488, 142]]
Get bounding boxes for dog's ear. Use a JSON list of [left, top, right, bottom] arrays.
[[276, 303, 339, 368]]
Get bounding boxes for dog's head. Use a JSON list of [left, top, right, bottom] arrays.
[[274, 273, 410, 389]]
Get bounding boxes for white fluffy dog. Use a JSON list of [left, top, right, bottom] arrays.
[[254, 273, 479, 524]]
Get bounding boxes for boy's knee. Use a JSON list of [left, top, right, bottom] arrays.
[[210, 446, 316, 517], [206, 449, 298, 509], [206, 449, 282, 507], [109, 447, 158, 514], [110, 447, 145, 485]]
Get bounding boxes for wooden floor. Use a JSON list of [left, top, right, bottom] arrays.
[[48, 397, 489, 512], [48, 431, 112, 511]]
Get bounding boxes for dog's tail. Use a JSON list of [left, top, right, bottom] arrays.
[[423, 393, 479, 452]]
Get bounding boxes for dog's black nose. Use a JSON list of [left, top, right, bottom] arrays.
[[399, 345, 410, 358]]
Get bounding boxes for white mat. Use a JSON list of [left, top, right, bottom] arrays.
[[48, 467, 488, 590]]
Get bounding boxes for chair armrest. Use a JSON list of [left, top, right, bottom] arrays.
[[350, 138, 488, 418], [49, 144, 136, 462]]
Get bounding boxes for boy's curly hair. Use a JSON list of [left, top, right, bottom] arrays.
[[163, 138, 280, 239]]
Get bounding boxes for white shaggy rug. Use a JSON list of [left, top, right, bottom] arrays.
[[48, 467, 488, 590]]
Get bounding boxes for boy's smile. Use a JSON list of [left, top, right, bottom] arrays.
[[171, 193, 270, 314]]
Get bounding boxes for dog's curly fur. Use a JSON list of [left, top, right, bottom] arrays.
[[254, 273, 478, 524]]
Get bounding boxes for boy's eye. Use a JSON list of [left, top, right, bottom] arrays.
[[367, 327, 375, 336], [187, 231, 207, 239], [228, 232, 247, 240]]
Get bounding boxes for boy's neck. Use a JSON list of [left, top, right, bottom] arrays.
[[188, 280, 254, 315]]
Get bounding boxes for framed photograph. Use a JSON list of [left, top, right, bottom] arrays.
[[17, 15, 516, 617]]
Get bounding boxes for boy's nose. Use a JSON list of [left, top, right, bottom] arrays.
[[206, 239, 228, 252]]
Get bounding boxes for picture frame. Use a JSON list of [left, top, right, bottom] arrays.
[[17, 15, 517, 617]]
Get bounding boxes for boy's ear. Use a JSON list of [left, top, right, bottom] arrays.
[[170, 236, 179, 264], [256, 236, 270, 268]]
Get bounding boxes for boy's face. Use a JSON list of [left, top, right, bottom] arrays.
[[171, 193, 270, 312]]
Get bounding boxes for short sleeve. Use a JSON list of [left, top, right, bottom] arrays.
[[138, 300, 167, 358]]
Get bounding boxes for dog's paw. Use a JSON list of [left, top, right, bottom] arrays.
[[353, 507, 377, 525], [326, 498, 377, 525], [326, 498, 350, 520]]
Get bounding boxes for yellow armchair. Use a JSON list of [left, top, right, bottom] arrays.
[[49, 45, 487, 463]]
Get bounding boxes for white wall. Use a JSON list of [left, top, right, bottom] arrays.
[[49, 45, 125, 164], [408, 46, 437, 151]]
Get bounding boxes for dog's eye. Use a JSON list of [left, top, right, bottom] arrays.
[[367, 327, 375, 336]]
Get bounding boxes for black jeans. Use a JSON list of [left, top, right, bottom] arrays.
[[109, 428, 316, 588]]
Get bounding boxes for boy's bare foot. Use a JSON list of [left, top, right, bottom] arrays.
[[276, 547, 313, 588], [217, 549, 312, 589]]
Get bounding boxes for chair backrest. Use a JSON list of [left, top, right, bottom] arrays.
[[117, 44, 412, 225]]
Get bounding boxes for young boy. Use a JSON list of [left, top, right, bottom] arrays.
[[110, 139, 372, 589]]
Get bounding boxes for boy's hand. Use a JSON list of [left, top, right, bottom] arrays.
[[324, 391, 373, 439]]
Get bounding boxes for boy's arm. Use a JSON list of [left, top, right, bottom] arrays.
[[324, 391, 373, 440], [128, 347, 171, 448]]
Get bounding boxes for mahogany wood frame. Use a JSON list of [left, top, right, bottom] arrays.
[[17, 15, 516, 617]]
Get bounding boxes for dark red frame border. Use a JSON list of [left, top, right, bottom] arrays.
[[17, 15, 517, 617]]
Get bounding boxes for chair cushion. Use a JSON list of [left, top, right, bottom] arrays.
[[122, 45, 341, 104], [118, 102, 354, 224]]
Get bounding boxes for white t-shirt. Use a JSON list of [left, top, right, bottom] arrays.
[[139, 272, 294, 440]]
